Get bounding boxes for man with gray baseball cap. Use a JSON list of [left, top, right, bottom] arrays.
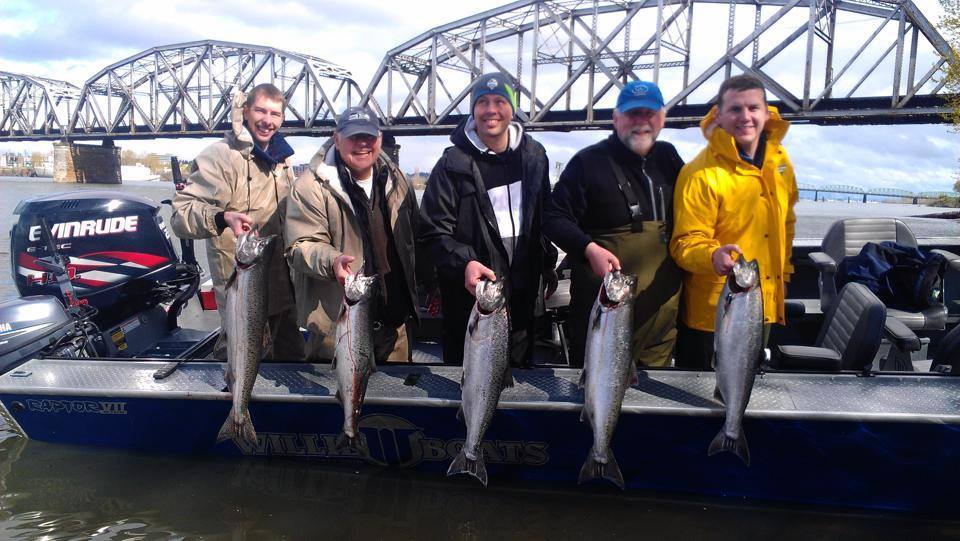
[[285, 105, 423, 363]]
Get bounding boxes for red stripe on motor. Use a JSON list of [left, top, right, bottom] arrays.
[[83, 251, 169, 267]]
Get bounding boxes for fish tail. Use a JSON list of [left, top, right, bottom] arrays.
[[707, 429, 751, 466], [577, 447, 625, 490], [216, 409, 257, 446], [446, 449, 489, 487]]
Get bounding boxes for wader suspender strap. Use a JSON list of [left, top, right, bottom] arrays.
[[606, 156, 644, 233]]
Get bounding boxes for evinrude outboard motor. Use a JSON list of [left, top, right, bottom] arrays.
[[1, 191, 200, 368]]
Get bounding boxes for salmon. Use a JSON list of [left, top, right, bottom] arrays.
[[578, 270, 637, 489], [217, 229, 276, 446], [710, 257, 764, 465]]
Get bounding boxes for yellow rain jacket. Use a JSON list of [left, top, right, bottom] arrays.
[[670, 105, 798, 331]]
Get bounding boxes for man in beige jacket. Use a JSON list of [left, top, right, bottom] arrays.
[[171, 83, 304, 360], [285, 107, 421, 362]]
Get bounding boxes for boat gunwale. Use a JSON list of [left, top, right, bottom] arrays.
[[1, 359, 959, 424]]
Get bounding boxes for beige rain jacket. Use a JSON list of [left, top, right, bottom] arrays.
[[170, 92, 297, 322], [285, 147, 420, 360]]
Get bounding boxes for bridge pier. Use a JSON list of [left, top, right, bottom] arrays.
[[863, 194, 867, 203], [53, 140, 121, 183]]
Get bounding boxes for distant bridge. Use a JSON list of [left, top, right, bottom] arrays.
[[0, 0, 957, 141], [797, 182, 958, 203]]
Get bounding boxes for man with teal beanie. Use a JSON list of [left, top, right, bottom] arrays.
[[419, 73, 558, 366]]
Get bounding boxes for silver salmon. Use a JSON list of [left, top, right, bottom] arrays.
[[447, 278, 512, 486], [578, 270, 637, 489], [333, 272, 378, 451], [217, 229, 276, 446], [710, 257, 764, 465]]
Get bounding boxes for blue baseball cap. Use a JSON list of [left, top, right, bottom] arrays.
[[616, 80, 664, 113]]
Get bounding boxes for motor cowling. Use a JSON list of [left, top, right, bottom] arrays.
[[10, 191, 181, 328], [0, 295, 81, 373]]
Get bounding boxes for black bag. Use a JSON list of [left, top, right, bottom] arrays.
[[837, 241, 946, 311]]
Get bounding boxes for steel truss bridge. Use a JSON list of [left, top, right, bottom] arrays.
[[1, 0, 956, 141], [0, 40, 361, 141], [797, 182, 958, 202]]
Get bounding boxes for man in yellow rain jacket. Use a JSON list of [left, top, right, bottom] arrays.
[[669, 75, 798, 369]]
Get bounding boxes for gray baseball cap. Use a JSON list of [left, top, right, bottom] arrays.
[[336, 106, 380, 138]]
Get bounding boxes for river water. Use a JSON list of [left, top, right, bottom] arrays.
[[0, 177, 959, 539]]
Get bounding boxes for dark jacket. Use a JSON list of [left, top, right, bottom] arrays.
[[419, 119, 557, 332], [545, 135, 684, 258], [838, 241, 947, 311]]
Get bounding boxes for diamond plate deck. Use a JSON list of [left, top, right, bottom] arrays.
[[1, 359, 958, 422]]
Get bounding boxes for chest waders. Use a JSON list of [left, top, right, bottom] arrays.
[[566, 156, 682, 367], [568, 223, 682, 367]]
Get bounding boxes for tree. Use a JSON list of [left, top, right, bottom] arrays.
[[30, 152, 45, 168], [121, 149, 140, 165], [142, 153, 162, 173], [941, 1, 960, 127]]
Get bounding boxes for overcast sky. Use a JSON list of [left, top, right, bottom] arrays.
[[1, 0, 956, 191]]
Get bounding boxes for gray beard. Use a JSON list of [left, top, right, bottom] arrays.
[[620, 131, 654, 156]]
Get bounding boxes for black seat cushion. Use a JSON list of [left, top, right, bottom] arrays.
[[818, 283, 885, 371]]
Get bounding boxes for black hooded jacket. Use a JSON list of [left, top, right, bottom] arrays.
[[419, 119, 557, 330]]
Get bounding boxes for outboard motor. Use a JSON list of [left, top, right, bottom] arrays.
[[0, 296, 99, 373], [7, 191, 200, 361]]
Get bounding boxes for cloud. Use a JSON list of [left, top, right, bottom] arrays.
[[0, 0, 955, 193]]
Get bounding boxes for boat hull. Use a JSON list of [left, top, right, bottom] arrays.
[[0, 360, 957, 512]]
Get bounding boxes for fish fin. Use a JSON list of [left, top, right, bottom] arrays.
[[224, 268, 238, 290], [590, 305, 602, 332], [578, 368, 587, 388], [334, 389, 342, 405], [577, 447, 625, 490], [707, 429, 750, 466], [216, 409, 257, 447], [223, 365, 235, 393], [456, 406, 464, 423], [502, 365, 514, 389], [629, 364, 639, 387], [446, 449, 489, 487], [713, 386, 725, 405], [335, 431, 368, 454], [467, 312, 480, 338]]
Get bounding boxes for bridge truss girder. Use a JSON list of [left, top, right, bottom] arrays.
[[360, 0, 956, 134], [0, 72, 81, 138], [1, 40, 363, 141]]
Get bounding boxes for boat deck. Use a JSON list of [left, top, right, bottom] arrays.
[[2, 359, 958, 423]]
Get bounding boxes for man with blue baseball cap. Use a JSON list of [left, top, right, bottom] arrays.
[[419, 73, 558, 367], [545, 80, 685, 367]]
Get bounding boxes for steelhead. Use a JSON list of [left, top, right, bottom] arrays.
[[447, 278, 512, 486], [333, 272, 378, 451], [217, 229, 276, 446], [578, 270, 637, 489], [710, 257, 764, 465]]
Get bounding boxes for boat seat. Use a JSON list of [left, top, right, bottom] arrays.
[[776, 282, 887, 372], [932, 324, 960, 374], [808, 218, 960, 332]]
